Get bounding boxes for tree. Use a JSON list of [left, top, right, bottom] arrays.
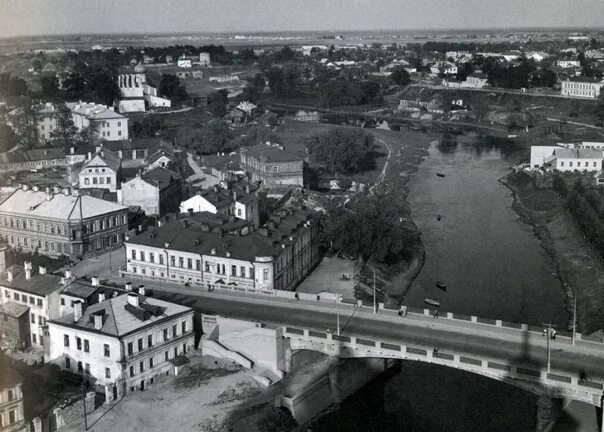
[[256, 408, 297, 432], [324, 189, 417, 262], [159, 74, 181, 99], [49, 104, 79, 147], [306, 128, 374, 174], [11, 104, 40, 149], [0, 73, 28, 96], [552, 175, 567, 196], [206, 120, 233, 154], [238, 126, 281, 147], [207, 90, 228, 118], [390, 67, 411, 86]]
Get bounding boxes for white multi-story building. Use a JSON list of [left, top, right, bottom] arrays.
[[118, 63, 171, 113], [46, 292, 194, 403], [65, 101, 129, 141], [530, 146, 603, 172], [557, 60, 581, 68], [430, 61, 458, 75], [561, 79, 604, 99], [0, 263, 63, 349]]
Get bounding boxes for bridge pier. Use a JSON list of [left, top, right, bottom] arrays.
[[536, 394, 562, 432]]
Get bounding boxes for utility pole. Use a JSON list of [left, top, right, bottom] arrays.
[[572, 296, 577, 346], [81, 371, 88, 431], [336, 283, 341, 336], [542, 322, 556, 373], [373, 267, 377, 314]]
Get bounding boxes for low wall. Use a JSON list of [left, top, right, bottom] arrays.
[[32, 392, 96, 432]]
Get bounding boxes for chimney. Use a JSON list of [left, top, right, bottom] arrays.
[[138, 285, 145, 296], [94, 313, 103, 330], [53, 185, 61, 194], [32, 185, 39, 192], [87, 151, 92, 160], [38, 266, 47, 275], [164, 242, 170, 248], [22, 184, 29, 191], [187, 209, 193, 216], [70, 147, 75, 155], [125, 282, 133, 291], [7, 269, 13, 282], [127, 294, 139, 307], [91, 276, 100, 286], [63, 187, 70, 195], [98, 291, 106, 302], [24, 261, 32, 280], [73, 301, 83, 322], [64, 269, 72, 279]]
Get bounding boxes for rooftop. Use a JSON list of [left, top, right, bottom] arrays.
[[0, 301, 30, 318], [0, 266, 63, 297], [0, 187, 128, 220], [242, 143, 301, 163], [0, 147, 65, 164], [553, 148, 604, 159], [53, 294, 192, 337]]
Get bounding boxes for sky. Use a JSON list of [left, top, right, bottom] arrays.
[[1, 0, 604, 38]]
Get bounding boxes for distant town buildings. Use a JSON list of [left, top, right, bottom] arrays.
[[239, 143, 304, 192], [47, 291, 195, 402], [0, 148, 66, 174], [561, 78, 604, 99], [556, 60, 581, 69], [0, 185, 129, 257], [77, 147, 122, 192]]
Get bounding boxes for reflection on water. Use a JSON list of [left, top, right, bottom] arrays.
[[311, 137, 568, 432]]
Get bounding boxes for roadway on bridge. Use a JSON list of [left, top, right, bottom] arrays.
[[151, 286, 604, 380]]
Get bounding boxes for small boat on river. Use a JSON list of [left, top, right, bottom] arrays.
[[436, 281, 447, 291], [425, 298, 440, 308], [437, 215, 442, 221], [436, 173, 446, 178]]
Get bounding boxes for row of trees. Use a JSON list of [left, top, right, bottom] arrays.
[[319, 78, 383, 107], [554, 177, 604, 259], [0, 73, 28, 96]]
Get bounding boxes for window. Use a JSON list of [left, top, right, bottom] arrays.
[[205, 262, 210, 272], [172, 324, 177, 338], [106, 177, 111, 184], [237, 208, 242, 216], [93, 177, 98, 185], [140, 252, 145, 262], [240, 266, 245, 277], [85, 363, 90, 374], [7, 389, 14, 401], [196, 260, 201, 270], [138, 338, 143, 351], [105, 368, 111, 379], [139, 361, 144, 373], [130, 365, 135, 377], [127, 342, 133, 356], [159, 255, 164, 265], [165, 351, 169, 361], [560, 161, 565, 167], [163, 328, 168, 341], [32, 334, 37, 344], [230, 265, 236, 276], [149, 253, 154, 263], [64, 334, 70, 347], [65, 357, 71, 370], [147, 335, 153, 347], [31, 313, 35, 324], [149, 357, 154, 368], [131, 250, 136, 260], [182, 321, 187, 333], [104, 344, 110, 357], [187, 258, 192, 269], [36, 298, 42, 307], [14, 293, 20, 301], [179, 257, 184, 268], [99, 177, 105, 184], [273, 166, 279, 173], [76, 337, 82, 350], [263, 269, 269, 281], [170, 256, 176, 266], [77, 361, 83, 373], [8, 410, 15, 425], [29, 296, 34, 305]]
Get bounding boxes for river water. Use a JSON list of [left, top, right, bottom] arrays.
[[308, 138, 570, 432]]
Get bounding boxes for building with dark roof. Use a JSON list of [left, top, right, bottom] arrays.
[[0, 184, 129, 258], [0, 353, 26, 432], [122, 206, 319, 292], [120, 167, 182, 216], [240, 143, 303, 192], [47, 292, 194, 403], [0, 147, 66, 174]]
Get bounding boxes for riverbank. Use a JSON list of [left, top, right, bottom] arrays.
[[363, 129, 433, 305], [502, 170, 604, 333]]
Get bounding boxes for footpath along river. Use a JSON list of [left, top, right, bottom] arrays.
[[307, 138, 575, 432]]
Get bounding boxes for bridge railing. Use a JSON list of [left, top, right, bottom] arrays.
[[283, 326, 604, 407]]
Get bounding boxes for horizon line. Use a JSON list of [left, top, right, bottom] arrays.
[[1, 25, 603, 42]]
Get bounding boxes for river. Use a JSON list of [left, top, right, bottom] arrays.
[[307, 137, 571, 432]]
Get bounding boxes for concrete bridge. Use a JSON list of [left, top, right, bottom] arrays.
[[151, 286, 604, 431]]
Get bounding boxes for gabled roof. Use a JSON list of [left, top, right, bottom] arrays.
[[0, 266, 63, 297], [139, 167, 180, 190], [0, 148, 65, 164], [82, 148, 121, 173]]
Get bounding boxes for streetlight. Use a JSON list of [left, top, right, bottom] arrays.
[[542, 322, 557, 373], [336, 286, 340, 336]]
